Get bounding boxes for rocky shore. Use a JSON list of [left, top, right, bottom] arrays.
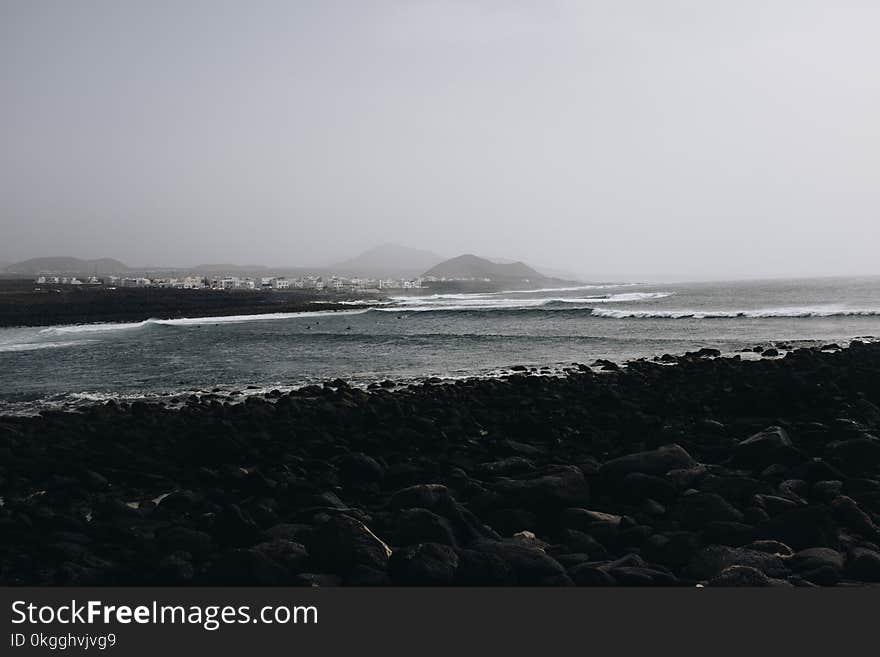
[[3, 341, 880, 586]]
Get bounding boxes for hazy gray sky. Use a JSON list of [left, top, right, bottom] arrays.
[[2, 1, 878, 280]]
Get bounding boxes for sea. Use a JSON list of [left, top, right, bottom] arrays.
[[1, 276, 879, 415]]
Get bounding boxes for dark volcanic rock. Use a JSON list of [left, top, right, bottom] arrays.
[[472, 541, 571, 586], [679, 492, 744, 527], [830, 495, 880, 539], [845, 547, 880, 581], [394, 508, 458, 547], [388, 543, 460, 585], [687, 545, 789, 579], [757, 505, 838, 551], [251, 539, 310, 575], [204, 549, 289, 585], [308, 515, 392, 576], [337, 452, 385, 483], [388, 484, 495, 544], [707, 565, 774, 587], [568, 564, 617, 586], [6, 340, 880, 586], [733, 427, 793, 467], [211, 505, 262, 547], [491, 466, 590, 514], [601, 444, 697, 477]]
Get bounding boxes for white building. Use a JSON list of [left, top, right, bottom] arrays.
[[180, 276, 204, 289]]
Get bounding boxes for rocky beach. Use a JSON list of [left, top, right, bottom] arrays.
[[2, 340, 880, 587]]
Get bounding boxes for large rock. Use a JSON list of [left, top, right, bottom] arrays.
[[688, 545, 790, 579], [388, 543, 459, 585], [204, 548, 289, 585], [758, 505, 838, 550], [845, 547, 880, 582], [620, 472, 678, 505], [598, 554, 679, 586], [491, 465, 589, 514], [251, 539, 310, 575], [679, 492, 744, 527], [478, 457, 535, 477], [389, 484, 455, 512], [734, 427, 793, 467], [454, 549, 516, 586], [789, 547, 844, 573], [830, 496, 880, 539], [601, 445, 696, 477], [473, 541, 571, 586], [211, 505, 262, 547], [336, 452, 385, 483], [826, 436, 880, 473], [394, 508, 458, 547], [308, 515, 392, 575], [568, 564, 617, 586], [701, 521, 756, 547], [388, 483, 497, 544], [156, 526, 214, 556], [707, 565, 773, 587], [154, 552, 195, 585]]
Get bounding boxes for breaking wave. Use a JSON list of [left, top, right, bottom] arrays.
[[379, 291, 673, 312], [589, 306, 880, 319], [36, 309, 371, 335], [0, 339, 98, 353]]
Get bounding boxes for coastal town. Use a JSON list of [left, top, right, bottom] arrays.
[[34, 273, 427, 292]]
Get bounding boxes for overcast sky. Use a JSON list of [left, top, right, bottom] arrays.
[[2, 1, 878, 280]]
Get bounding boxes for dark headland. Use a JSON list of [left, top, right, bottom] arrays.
[[0, 279, 377, 328], [2, 341, 880, 586]]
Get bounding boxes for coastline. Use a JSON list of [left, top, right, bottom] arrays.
[[0, 281, 384, 328], [2, 341, 880, 585]]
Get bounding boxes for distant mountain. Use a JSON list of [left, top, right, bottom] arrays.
[[423, 254, 550, 282], [191, 263, 271, 274], [5, 256, 130, 275], [486, 256, 584, 282], [330, 244, 445, 278]]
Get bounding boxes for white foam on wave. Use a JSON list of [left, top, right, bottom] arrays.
[[590, 305, 880, 319], [390, 284, 642, 303], [37, 309, 371, 335], [0, 339, 98, 353], [501, 283, 642, 294], [157, 309, 369, 326], [380, 291, 673, 312], [557, 292, 673, 304]]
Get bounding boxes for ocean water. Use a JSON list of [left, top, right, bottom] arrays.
[[1, 276, 878, 414]]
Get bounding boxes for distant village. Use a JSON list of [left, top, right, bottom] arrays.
[[33, 273, 428, 292]]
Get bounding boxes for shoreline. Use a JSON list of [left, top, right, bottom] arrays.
[[1, 337, 871, 418], [0, 280, 385, 328], [2, 341, 880, 586]]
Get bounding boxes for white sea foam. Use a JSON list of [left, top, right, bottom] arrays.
[[37, 308, 371, 335], [0, 339, 97, 353], [379, 291, 673, 312], [557, 292, 673, 304], [496, 283, 642, 294], [589, 306, 880, 319], [390, 284, 642, 302]]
